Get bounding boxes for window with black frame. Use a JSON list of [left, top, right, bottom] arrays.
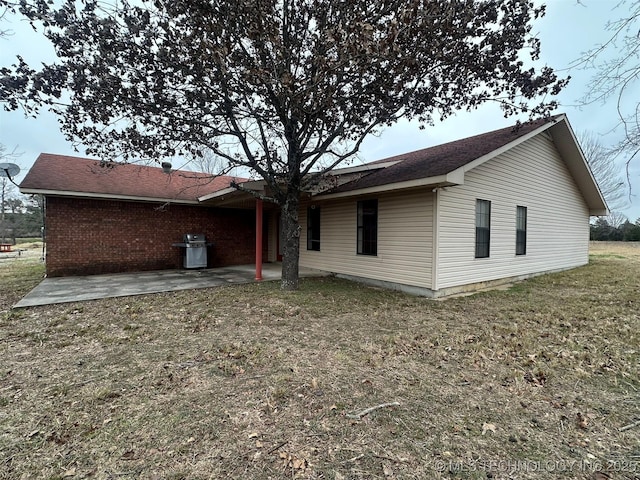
[[307, 206, 321, 251], [357, 199, 378, 255], [516, 206, 527, 255], [475, 199, 491, 258]]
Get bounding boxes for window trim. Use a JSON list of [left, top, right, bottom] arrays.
[[306, 205, 321, 251], [357, 199, 378, 256], [516, 205, 527, 256], [475, 199, 491, 259]]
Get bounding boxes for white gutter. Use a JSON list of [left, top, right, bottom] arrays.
[[20, 188, 200, 205]]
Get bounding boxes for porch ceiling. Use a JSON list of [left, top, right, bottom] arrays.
[[198, 188, 281, 210], [198, 189, 257, 209]]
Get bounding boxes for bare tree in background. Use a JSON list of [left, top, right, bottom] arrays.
[[0, 144, 21, 213], [0, 144, 22, 242], [188, 150, 232, 177], [571, 0, 640, 182], [607, 211, 628, 229], [0, 4, 12, 37], [579, 131, 627, 211], [1, 8, 19, 241]]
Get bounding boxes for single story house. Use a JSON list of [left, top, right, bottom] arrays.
[[20, 114, 608, 297]]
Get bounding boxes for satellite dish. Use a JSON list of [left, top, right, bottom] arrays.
[[0, 163, 20, 179], [0, 163, 20, 185], [0, 163, 20, 178]]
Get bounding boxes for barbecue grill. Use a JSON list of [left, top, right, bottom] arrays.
[[172, 233, 210, 269]]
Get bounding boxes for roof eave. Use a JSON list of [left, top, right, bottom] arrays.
[[590, 208, 610, 216], [197, 180, 265, 203], [313, 172, 464, 200], [197, 186, 239, 202], [19, 188, 200, 205]]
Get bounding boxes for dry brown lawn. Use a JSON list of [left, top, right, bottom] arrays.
[[0, 242, 638, 479]]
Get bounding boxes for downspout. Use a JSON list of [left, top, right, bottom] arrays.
[[255, 198, 263, 281]]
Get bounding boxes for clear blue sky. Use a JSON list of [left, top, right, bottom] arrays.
[[1, 0, 638, 221]]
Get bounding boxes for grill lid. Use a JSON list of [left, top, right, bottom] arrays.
[[184, 233, 206, 243]]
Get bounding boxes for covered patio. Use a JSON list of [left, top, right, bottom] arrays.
[[197, 180, 289, 281]]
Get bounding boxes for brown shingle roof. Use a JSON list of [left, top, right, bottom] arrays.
[[21, 117, 561, 202], [20, 154, 244, 203], [330, 116, 561, 193]]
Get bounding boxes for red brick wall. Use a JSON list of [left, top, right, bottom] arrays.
[[45, 197, 267, 276]]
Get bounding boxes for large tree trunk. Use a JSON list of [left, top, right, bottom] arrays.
[[280, 193, 301, 291]]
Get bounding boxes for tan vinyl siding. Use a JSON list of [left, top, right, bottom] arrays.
[[300, 189, 434, 289], [437, 133, 590, 289]]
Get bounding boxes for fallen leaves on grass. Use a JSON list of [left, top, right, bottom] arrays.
[[576, 412, 589, 430], [1, 243, 638, 479], [524, 369, 547, 387], [279, 451, 309, 472]]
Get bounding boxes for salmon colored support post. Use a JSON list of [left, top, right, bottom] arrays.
[[255, 198, 263, 281]]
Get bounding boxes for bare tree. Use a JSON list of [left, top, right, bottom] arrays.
[[571, 0, 640, 182], [0, 144, 22, 243], [187, 150, 232, 176], [0, 8, 20, 236], [578, 131, 627, 211], [0, 144, 21, 217], [607, 211, 628, 229], [1, 0, 567, 289], [0, 3, 13, 38]]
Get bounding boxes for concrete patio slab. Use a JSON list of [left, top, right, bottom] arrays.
[[14, 264, 328, 308]]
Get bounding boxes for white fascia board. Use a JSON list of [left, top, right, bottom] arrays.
[[590, 208, 610, 216], [313, 173, 462, 200], [445, 168, 465, 185], [461, 116, 562, 174], [327, 160, 402, 175], [197, 180, 264, 202], [19, 188, 200, 205], [198, 186, 238, 202], [239, 179, 266, 190]]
